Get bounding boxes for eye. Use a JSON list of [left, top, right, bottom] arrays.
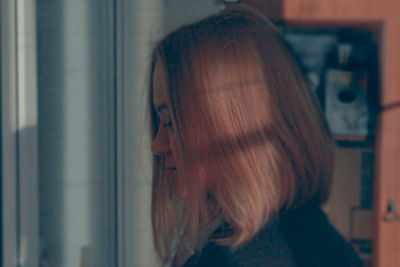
[[164, 120, 173, 130]]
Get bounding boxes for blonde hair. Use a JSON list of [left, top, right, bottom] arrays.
[[149, 4, 334, 266]]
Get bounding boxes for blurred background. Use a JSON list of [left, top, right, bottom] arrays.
[[2, 0, 399, 266]]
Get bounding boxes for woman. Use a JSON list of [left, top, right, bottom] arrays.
[[149, 4, 362, 267]]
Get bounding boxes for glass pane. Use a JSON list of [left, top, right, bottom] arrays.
[[37, 1, 116, 266]]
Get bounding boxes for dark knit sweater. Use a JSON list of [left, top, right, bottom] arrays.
[[183, 205, 362, 267]]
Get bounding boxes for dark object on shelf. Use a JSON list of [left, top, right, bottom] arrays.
[[324, 43, 369, 137]]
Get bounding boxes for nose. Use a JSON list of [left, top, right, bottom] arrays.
[[151, 127, 170, 156]]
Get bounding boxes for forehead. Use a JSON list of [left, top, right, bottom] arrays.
[[152, 60, 169, 112]]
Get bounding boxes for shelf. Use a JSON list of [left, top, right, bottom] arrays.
[[333, 134, 367, 142]]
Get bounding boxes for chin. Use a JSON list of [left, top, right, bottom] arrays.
[[171, 173, 190, 199]]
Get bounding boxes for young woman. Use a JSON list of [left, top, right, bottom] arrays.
[[149, 4, 362, 267]]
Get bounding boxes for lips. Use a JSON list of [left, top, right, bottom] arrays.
[[164, 167, 177, 177]]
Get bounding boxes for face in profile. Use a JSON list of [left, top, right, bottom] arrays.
[[151, 60, 188, 196]]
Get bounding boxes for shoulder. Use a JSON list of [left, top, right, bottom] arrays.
[[278, 204, 363, 267], [183, 216, 297, 267], [183, 205, 362, 267]]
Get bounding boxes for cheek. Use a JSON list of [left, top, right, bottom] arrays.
[[168, 134, 180, 162], [199, 165, 216, 190]]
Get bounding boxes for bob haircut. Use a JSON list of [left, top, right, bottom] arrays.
[[149, 4, 334, 265]]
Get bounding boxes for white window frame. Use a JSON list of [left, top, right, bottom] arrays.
[[2, 0, 39, 267]]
